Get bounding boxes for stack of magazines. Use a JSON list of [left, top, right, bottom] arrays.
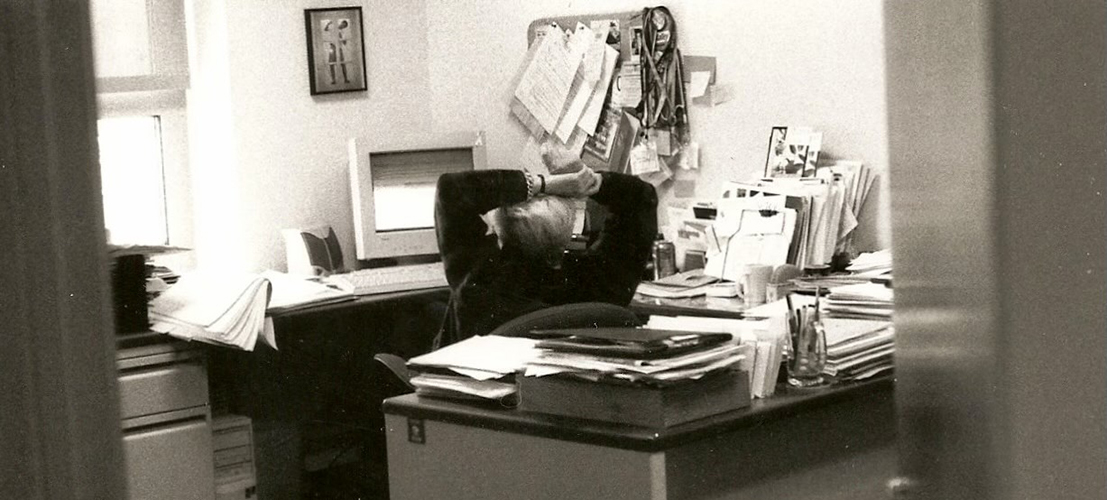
[[519, 328, 751, 428]]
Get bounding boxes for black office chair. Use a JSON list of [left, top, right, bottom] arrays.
[[487, 301, 643, 337]]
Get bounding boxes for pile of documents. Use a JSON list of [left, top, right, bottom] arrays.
[[820, 282, 895, 381], [676, 161, 876, 283], [150, 272, 272, 351], [822, 318, 895, 382], [846, 249, 893, 276], [644, 314, 785, 399], [405, 336, 541, 405], [824, 282, 894, 320], [524, 328, 741, 386], [520, 328, 750, 427], [149, 270, 353, 350]]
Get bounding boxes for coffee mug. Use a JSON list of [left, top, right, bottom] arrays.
[[740, 264, 774, 306]]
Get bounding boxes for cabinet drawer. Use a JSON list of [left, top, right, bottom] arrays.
[[124, 418, 215, 500], [118, 361, 208, 420]]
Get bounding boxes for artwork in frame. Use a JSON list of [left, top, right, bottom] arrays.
[[304, 7, 367, 95], [764, 126, 821, 178]]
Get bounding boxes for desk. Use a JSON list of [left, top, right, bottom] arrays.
[[383, 376, 895, 500], [207, 287, 449, 500]]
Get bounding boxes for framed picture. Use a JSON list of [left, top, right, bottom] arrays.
[[304, 7, 367, 95], [764, 126, 819, 178]]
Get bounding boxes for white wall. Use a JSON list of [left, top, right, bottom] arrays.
[[189, 0, 889, 272], [425, 0, 890, 252], [189, 0, 431, 272]]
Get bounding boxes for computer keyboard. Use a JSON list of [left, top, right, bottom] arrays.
[[328, 261, 448, 296]]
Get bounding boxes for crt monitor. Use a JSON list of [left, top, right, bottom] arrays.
[[348, 131, 487, 261]]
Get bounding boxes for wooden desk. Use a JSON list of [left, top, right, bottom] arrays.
[[207, 287, 449, 500], [383, 376, 895, 500]]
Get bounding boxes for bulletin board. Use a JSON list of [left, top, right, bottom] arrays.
[[526, 11, 643, 59], [523, 11, 645, 174]]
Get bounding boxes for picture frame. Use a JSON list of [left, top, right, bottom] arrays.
[[304, 7, 367, 95], [764, 126, 819, 178]]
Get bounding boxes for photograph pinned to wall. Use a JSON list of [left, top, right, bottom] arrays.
[[305, 7, 367, 95], [765, 126, 817, 178]]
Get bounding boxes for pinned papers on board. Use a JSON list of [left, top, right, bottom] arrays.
[[512, 26, 584, 135]]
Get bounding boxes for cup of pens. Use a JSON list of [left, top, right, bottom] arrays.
[[786, 291, 829, 388]]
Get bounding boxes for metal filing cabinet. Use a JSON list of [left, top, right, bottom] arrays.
[[117, 332, 215, 500]]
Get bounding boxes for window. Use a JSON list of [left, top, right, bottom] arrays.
[[91, 0, 190, 246], [97, 116, 169, 244]]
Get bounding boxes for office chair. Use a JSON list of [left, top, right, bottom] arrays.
[[487, 301, 643, 337]]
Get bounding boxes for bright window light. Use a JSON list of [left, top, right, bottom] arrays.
[[97, 116, 169, 245]]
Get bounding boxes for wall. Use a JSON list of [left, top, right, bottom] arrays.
[[425, 0, 890, 252], [189, 0, 889, 272], [189, 0, 431, 272]]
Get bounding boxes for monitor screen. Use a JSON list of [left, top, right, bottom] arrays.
[[349, 132, 486, 261]]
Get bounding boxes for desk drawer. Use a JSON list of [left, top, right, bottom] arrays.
[[118, 361, 208, 420], [123, 417, 215, 500]]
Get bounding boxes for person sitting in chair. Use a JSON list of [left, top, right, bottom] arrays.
[[433, 158, 658, 348]]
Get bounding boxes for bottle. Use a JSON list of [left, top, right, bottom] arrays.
[[651, 234, 677, 280]]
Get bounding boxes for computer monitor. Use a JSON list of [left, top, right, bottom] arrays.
[[348, 131, 486, 261]]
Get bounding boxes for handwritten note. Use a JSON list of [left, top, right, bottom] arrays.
[[513, 29, 585, 134]]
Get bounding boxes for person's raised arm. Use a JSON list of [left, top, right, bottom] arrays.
[[434, 170, 529, 284], [581, 172, 659, 303]]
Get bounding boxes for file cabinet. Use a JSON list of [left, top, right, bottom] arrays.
[[116, 333, 215, 500]]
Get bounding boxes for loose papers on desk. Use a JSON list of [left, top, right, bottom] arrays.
[[150, 272, 271, 351], [821, 318, 895, 381], [645, 313, 785, 399], [520, 328, 751, 427], [406, 336, 540, 402], [149, 270, 354, 351], [824, 282, 894, 320]]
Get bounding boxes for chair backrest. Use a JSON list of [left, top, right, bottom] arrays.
[[488, 302, 643, 338]]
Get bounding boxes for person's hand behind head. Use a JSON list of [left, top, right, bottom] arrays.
[[546, 164, 601, 198]]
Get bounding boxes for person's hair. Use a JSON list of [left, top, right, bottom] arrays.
[[492, 195, 576, 267]]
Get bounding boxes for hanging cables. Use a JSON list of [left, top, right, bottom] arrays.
[[639, 6, 688, 133]]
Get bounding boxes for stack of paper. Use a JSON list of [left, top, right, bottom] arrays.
[[822, 161, 877, 256], [519, 328, 751, 427], [644, 314, 785, 399], [707, 160, 877, 274], [822, 318, 895, 381], [149, 272, 271, 351], [846, 249, 893, 276], [523, 328, 744, 385], [405, 336, 541, 404], [824, 282, 894, 320]]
